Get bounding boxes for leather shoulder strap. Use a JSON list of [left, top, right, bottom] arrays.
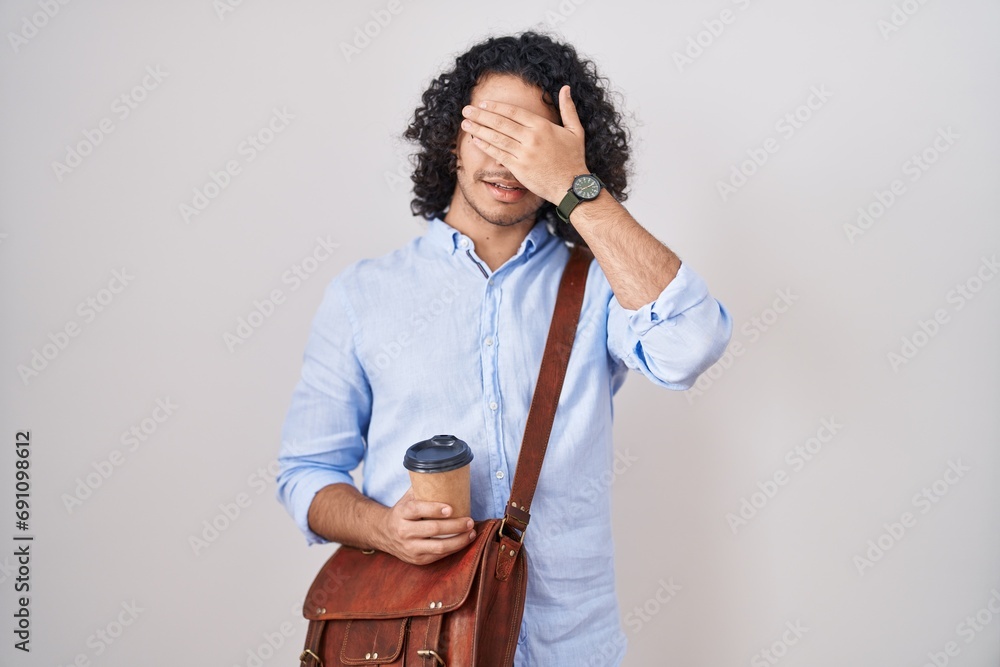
[[502, 244, 593, 537]]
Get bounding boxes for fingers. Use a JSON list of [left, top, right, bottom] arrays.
[[390, 517, 477, 564], [405, 525, 478, 564], [470, 135, 513, 166], [424, 530, 479, 558], [399, 496, 455, 521], [559, 85, 582, 132], [410, 517, 475, 540], [462, 118, 519, 154], [466, 100, 538, 130]]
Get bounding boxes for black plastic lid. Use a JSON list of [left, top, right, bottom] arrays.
[[403, 435, 474, 473]]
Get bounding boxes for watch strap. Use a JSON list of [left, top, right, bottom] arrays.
[[556, 189, 580, 223], [556, 174, 604, 223]]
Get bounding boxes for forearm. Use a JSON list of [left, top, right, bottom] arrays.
[[306, 482, 390, 551], [568, 190, 681, 310]]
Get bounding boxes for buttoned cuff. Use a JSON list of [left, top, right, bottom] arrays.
[[620, 262, 710, 334]]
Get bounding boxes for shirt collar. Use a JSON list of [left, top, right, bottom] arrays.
[[426, 214, 554, 259]]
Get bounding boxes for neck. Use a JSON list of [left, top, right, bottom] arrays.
[[443, 203, 537, 273]]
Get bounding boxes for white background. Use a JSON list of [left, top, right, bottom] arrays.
[[1, 1, 998, 666]]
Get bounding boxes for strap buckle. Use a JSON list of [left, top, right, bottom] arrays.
[[497, 516, 525, 544]]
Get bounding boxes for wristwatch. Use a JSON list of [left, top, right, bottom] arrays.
[[556, 174, 604, 223]]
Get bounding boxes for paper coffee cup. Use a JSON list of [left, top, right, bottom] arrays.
[[403, 435, 474, 521]]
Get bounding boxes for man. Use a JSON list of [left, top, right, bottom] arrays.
[[277, 31, 731, 665]]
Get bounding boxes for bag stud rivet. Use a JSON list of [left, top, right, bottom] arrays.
[[509, 549, 515, 557], [317, 607, 326, 614], [437, 601, 443, 608], [365, 652, 371, 659], [429, 601, 435, 608], [373, 653, 378, 659]]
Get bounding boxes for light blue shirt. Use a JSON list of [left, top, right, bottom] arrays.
[[276, 215, 731, 666]]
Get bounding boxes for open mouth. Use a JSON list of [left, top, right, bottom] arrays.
[[484, 180, 527, 202]]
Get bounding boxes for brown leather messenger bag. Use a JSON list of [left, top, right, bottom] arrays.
[[298, 245, 593, 667]]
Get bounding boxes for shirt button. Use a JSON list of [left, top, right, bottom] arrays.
[[489, 401, 498, 411], [495, 470, 504, 479], [488, 279, 494, 285], [459, 238, 470, 248], [485, 337, 494, 346]]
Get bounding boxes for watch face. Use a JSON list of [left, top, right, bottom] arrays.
[[573, 175, 601, 200]]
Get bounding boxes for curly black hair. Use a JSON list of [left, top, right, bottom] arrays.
[[403, 31, 631, 247]]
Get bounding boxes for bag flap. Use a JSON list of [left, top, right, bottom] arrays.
[[340, 618, 407, 664], [303, 518, 500, 620]]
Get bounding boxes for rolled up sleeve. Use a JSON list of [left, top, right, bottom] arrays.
[[276, 274, 372, 545], [606, 262, 732, 390]]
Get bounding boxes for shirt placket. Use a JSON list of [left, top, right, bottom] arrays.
[[480, 271, 510, 516]]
